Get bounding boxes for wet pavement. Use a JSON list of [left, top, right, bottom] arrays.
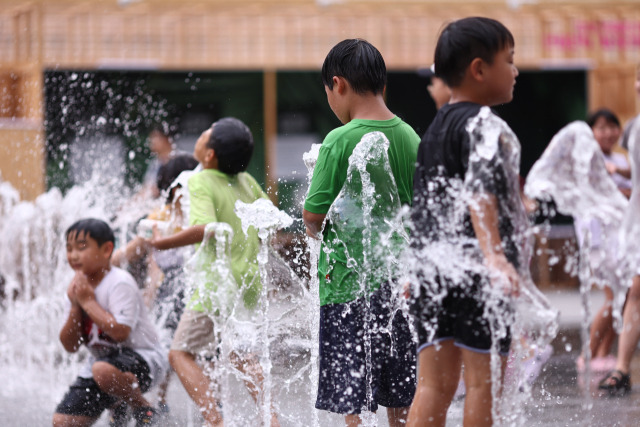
[[3, 289, 640, 426]]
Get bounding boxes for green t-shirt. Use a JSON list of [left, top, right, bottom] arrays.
[[187, 168, 268, 312], [304, 116, 420, 305]]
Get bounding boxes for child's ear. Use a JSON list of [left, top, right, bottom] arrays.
[[469, 58, 485, 82], [333, 76, 348, 95], [205, 147, 216, 164], [103, 241, 115, 259]]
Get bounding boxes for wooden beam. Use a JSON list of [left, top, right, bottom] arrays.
[[263, 69, 278, 204]]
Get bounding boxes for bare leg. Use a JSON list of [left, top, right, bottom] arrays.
[[590, 286, 616, 358], [91, 362, 150, 408], [229, 351, 279, 427], [461, 349, 506, 427], [157, 371, 172, 407], [169, 349, 223, 427], [52, 413, 97, 427], [387, 406, 410, 427], [407, 340, 462, 427], [345, 414, 364, 426], [616, 276, 640, 374]]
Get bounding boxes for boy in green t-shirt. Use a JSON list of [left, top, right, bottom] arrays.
[[149, 117, 277, 427], [303, 39, 419, 425]]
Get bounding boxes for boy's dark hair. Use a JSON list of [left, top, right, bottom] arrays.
[[207, 117, 254, 175], [66, 218, 115, 247], [157, 154, 199, 202], [587, 108, 621, 129], [434, 17, 514, 88], [321, 38, 387, 95]]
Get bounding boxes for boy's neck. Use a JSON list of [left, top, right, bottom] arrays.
[[448, 85, 493, 107], [347, 93, 395, 122], [201, 156, 219, 171], [87, 266, 110, 286]]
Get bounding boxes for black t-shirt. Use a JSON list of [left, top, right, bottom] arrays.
[[411, 102, 518, 267]]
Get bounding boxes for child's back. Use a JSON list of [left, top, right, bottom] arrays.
[[306, 116, 419, 304]]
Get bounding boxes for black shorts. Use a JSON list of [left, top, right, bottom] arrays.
[[55, 347, 152, 418], [316, 283, 416, 414], [412, 273, 512, 356]]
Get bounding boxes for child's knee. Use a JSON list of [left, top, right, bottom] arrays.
[[91, 361, 120, 387], [52, 413, 66, 427], [52, 412, 82, 427]]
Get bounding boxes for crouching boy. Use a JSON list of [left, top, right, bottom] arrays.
[[53, 218, 167, 427]]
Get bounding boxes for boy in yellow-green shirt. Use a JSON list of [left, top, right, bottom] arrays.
[[149, 117, 277, 427]]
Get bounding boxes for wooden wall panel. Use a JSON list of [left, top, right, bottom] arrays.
[[589, 65, 638, 123]]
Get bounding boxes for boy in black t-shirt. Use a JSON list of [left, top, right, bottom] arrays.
[[407, 17, 519, 427]]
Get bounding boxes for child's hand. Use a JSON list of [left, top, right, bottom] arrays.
[[73, 273, 96, 306], [605, 161, 617, 175], [305, 226, 320, 240], [147, 225, 162, 248], [403, 281, 411, 299], [66, 279, 78, 305], [486, 254, 519, 297]]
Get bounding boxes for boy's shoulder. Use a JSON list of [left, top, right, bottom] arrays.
[[99, 267, 138, 293], [323, 116, 415, 148], [187, 168, 227, 192], [434, 102, 483, 128], [425, 103, 483, 142], [188, 167, 214, 184]]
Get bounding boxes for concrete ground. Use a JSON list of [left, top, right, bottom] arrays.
[[3, 289, 640, 426]]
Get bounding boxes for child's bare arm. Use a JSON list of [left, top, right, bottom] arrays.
[[302, 209, 326, 239], [469, 193, 519, 296], [59, 282, 85, 353], [112, 236, 149, 267], [149, 224, 206, 250], [74, 275, 132, 342]]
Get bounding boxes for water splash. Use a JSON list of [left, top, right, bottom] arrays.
[[0, 173, 144, 403], [321, 131, 412, 424], [185, 198, 317, 426], [326, 131, 408, 295], [617, 117, 640, 284], [525, 120, 634, 406], [303, 143, 322, 427], [468, 108, 558, 425]]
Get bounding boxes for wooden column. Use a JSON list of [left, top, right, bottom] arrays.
[[0, 3, 45, 201], [263, 69, 278, 204], [0, 72, 17, 118]]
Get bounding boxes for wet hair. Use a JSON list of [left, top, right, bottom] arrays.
[[587, 108, 621, 129], [156, 154, 199, 202], [434, 17, 514, 88], [321, 39, 386, 95], [207, 117, 254, 175], [66, 218, 115, 247]]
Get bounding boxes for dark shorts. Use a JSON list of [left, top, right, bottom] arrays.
[[55, 347, 152, 418], [412, 273, 512, 356], [316, 283, 416, 414]]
